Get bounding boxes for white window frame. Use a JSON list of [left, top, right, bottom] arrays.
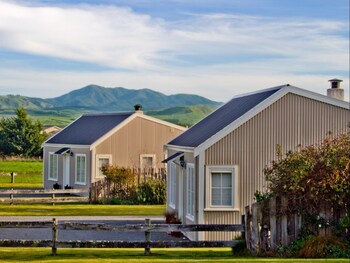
[[140, 154, 156, 170], [75, 154, 87, 185], [96, 154, 112, 178], [168, 162, 176, 209], [186, 163, 195, 221], [205, 165, 239, 211], [48, 152, 58, 181]]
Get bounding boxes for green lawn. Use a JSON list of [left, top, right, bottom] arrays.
[[0, 160, 42, 174], [0, 174, 43, 188], [0, 248, 348, 263], [0, 160, 43, 188], [0, 203, 165, 216]]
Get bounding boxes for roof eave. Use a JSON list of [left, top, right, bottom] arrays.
[[193, 85, 349, 157], [42, 143, 90, 149], [164, 144, 195, 153]]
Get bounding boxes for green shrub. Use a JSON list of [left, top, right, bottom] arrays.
[[136, 179, 166, 204], [298, 236, 349, 258]]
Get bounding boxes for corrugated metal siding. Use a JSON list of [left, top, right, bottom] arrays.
[[204, 211, 241, 240], [204, 93, 349, 240], [95, 116, 184, 169]]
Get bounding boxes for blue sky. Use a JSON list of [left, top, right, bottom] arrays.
[[0, 0, 349, 102]]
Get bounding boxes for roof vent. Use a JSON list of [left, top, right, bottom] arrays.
[[134, 104, 143, 112], [327, 79, 344, 101]]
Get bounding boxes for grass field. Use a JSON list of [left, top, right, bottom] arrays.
[[0, 160, 43, 188], [0, 174, 43, 188], [0, 248, 348, 263], [0, 203, 165, 216]]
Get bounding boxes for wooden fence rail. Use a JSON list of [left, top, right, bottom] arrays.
[[0, 219, 245, 256], [0, 189, 89, 204]]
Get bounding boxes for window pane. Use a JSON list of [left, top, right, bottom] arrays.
[[49, 154, 57, 179], [211, 173, 221, 187], [210, 170, 233, 207], [222, 173, 232, 187], [76, 156, 86, 183], [98, 158, 109, 176], [142, 156, 153, 169], [211, 189, 221, 206], [222, 189, 232, 206]]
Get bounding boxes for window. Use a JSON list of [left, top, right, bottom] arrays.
[[96, 155, 111, 178], [168, 162, 176, 208], [206, 166, 238, 210], [140, 154, 155, 170], [186, 163, 195, 219], [48, 153, 58, 181], [75, 154, 86, 185]]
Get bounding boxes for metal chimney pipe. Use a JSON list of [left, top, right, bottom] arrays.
[[327, 79, 344, 100]]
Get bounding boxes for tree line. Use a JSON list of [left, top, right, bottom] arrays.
[[0, 108, 48, 158]]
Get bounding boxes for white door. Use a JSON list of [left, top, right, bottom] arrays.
[[63, 154, 70, 187]]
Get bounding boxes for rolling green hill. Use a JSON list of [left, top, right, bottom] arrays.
[[0, 85, 221, 127], [148, 104, 218, 127]]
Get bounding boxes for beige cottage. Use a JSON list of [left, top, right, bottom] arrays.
[[42, 107, 186, 190], [164, 81, 349, 241]]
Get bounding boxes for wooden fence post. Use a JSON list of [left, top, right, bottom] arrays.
[[245, 206, 252, 251], [251, 203, 259, 253], [10, 188, 13, 205], [52, 218, 58, 256], [281, 197, 288, 246], [269, 197, 277, 250], [144, 218, 151, 255]]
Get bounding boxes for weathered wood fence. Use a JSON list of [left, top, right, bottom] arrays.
[[90, 168, 166, 203], [245, 197, 349, 253], [0, 189, 89, 204], [0, 219, 245, 256]]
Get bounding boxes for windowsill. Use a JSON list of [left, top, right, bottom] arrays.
[[186, 214, 194, 222], [204, 207, 240, 212], [169, 203, 176, 210], [75, 182, 86, 186], [48, 178, 58, 182]]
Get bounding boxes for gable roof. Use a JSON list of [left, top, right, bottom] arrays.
[[45, 112, 133, 145], [168, 86, 283, 148], [166, 84, 349, 156]]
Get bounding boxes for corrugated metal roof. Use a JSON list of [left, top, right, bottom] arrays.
[[168, 86, 284, 148], [161, 151, 184, 163], [46, 112, 133, 145], [54, 147, 70, 154]]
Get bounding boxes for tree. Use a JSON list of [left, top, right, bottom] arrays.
[[0, 108, 48, 157], [264, 132, 350, 215]]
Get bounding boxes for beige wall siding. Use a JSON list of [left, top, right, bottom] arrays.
[[204, 211, 241, 240], [204, 94, 349, 238], [95, 116, 184, 169]]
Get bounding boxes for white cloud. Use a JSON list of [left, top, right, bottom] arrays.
[[0, 0, 348, 103], [0, 1, 167, 69]]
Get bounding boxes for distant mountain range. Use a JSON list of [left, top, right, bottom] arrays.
[[0, 85, 221, 127]]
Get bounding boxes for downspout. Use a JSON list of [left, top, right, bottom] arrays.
[[197, 151, 205, 241]]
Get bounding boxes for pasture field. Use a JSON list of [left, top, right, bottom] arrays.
[[0, 203, 165, 216], [0, 248, 349, 263], [0, 248, 348, 263], [0, 160, 43, 188]]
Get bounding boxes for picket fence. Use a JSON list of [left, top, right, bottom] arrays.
[[89, 168, 166, 203]]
